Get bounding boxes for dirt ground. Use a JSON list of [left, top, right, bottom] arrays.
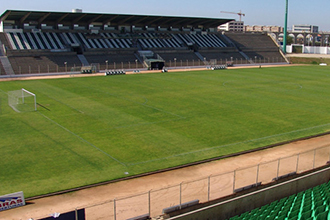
[[1, 64, 329, 220]]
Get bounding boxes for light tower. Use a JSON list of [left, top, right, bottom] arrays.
[[283, 0, 289, 54]]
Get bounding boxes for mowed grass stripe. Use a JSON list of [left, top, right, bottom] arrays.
[[1, 65, 330, 197]]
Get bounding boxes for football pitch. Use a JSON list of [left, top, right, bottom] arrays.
[[1, 65, 330, 198]]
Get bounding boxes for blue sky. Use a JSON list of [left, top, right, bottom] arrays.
[[1, 0, 330, 31]]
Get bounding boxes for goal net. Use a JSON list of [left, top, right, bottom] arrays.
[[8, 88, 37, 112]]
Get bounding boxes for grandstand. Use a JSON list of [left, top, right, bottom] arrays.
[[0, 10, 287, 75], [229, 181, 330, 220]]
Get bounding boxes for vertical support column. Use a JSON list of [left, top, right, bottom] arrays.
[[256, 164, 260, 184], [21, 88, 24, 104], [233, 170, 236, 193], [179, 182, 182, 209], [313, 149, 316, 169], [208, 175, 211, 201], [75, 208, 78, 220], [148, 190, 151, 217], [296, 154, 300, 173], [114, 198, 117, 220], [34, 93, 37, 111], [283, 0, 289, 54], [276, 158, 281, 179]]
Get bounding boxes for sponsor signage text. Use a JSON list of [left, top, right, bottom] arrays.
[[0, 191, 25, 211]]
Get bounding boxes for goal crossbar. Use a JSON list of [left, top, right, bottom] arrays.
[[21, 88, 37, 111], [8, 88, 37, 112]]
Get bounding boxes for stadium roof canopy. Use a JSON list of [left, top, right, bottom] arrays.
[[0, 10, 233, 29]]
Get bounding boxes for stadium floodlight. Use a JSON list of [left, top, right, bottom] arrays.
[[283, 0, 289, 54], [8, 88, 37, 112]]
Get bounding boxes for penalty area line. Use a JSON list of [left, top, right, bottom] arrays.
[[39, 112, 126, 167]]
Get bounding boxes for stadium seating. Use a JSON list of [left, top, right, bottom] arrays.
[[4, 31, 229, 51], [0, 29, 286, 75], [155, 51, 201, 67], [225, 33, 286, 63], [176, 33, 227, 48], [84, 52, 140, 70], [198, 50, 245, 62], [228, 181, 330, 220], [8, 54, 82, 74]]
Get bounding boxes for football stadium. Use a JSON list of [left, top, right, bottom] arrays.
[[1, 9, 330, 220]]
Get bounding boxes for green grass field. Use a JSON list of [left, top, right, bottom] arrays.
[[1, 65, 330, 198]]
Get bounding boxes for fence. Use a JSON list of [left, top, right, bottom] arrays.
[[5, 56, 287, 75], [32, 144, 330, 220]]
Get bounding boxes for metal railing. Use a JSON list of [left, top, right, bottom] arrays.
[[4, 57, 288, 75], [31, 144, 330, 220]]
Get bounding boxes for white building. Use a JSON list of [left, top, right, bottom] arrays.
[[292, 25, 318, 33], [244, 25, 283, 33], [219, 21, 244, 32]]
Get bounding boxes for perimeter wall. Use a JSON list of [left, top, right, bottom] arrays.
[[167, 166, 330, 220]]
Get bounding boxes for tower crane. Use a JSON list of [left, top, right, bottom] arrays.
[[220, 10, 245, 22]]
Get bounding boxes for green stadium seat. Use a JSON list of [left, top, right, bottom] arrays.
[[288, 209, 300, 218], [314, 199, 324, 208], [314, 204, 327, 216], [304, 193, 312, 200], [316, 210, 329, 220], [325, 197, 330, 205], [303, 201, 312, 212], [292, 201, 302, 211], [275, 215, 287, 220], [228, 215, 240, 220], [268, 206, 282, 217], [250, 208, 260, 215], [228, 181, 330, 220], [300, 210, 312, 220], [277, 209, 290, 219], [263, 208, 274, 217], [285, 196, 296, 205], [305, 189, 313, 197], [260, 204, 270, 211], [239, 212, 250, 219], [287, 215, 299, 220], [265, 213, 277, 220]]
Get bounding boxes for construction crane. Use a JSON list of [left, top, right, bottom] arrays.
[[220, 10, 245, 22]]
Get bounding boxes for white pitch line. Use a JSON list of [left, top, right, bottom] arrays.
[[127, 122, 330, 166], [39, 112, 126, 167], [91, 86, 186, 120]]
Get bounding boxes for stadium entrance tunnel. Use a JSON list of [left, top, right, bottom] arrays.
[[72, 45, 83, 54], [150, 61, 165, 70]]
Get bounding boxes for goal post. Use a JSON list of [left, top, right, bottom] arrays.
[[8, 88, 37, 112]]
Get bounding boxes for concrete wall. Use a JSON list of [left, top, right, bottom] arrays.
[[167, 166, 330, 220]]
